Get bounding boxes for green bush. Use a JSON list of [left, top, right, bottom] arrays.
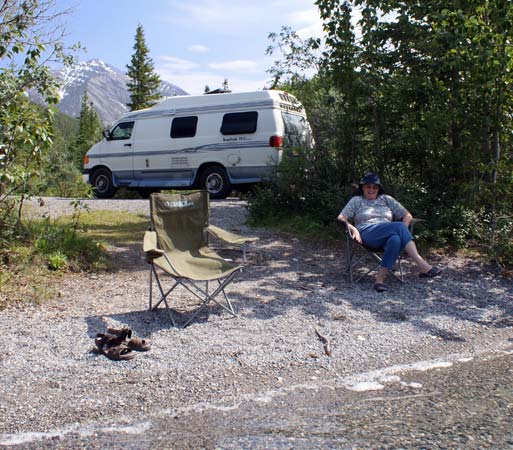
[[25, 217, 108, 272], [246, 147, 348, 236], [0, 199, 109, 273], [47, 251, 68, 271]]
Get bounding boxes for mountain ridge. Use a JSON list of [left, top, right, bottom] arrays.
[[41, 59, 188, 125]]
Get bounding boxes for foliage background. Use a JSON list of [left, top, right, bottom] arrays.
[[248, 0, 513, 270]]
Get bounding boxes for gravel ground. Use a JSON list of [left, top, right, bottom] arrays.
[[1, 197, 513, 447]]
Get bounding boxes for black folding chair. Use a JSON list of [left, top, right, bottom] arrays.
[[342, 219, 423, 283]]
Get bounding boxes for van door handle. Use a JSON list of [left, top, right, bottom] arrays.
[[124, 143, 132, 147]]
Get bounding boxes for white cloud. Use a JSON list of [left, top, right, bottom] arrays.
[[157, 53, 274, 95], [158, 56, 199, 72], [208, 60, 259, 71], [285, 7, 324, 39], [296, 20, 324, 40], [157, 67, 269, 96], [155, 1, 324, 95], [188, 44, 209, 53], [288, 9, 317, 25], [167, 0, 261, 30]]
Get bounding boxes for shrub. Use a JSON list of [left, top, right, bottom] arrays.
[[47, 251, 68, 271]]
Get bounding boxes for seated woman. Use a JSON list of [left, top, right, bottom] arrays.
[[337, 173, 442, 292]]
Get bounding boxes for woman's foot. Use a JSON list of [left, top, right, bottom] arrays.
[[420, 266, 443, 278]]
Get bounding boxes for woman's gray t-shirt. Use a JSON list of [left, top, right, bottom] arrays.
[[340, 195, 407, 228]]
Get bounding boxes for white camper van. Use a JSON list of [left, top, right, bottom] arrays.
[[82, 90, 313, 199]]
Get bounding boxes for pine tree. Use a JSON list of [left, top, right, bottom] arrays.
[[126, 24, 162, 111], [70, 91, 102, 170]]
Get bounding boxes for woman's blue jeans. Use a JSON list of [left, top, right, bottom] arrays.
[[358, 222, 413, 270]]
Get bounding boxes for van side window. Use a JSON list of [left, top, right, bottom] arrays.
[[171, 116, 198, 138], [110, 121, 134, 140], [220, 111, 258, 135]]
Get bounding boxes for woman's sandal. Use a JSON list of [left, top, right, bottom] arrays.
[[102, 343, 136, 361], [419, 267, 443, 278], [106, 327, 132, 340], [107, 327, 150, 351], [95, 333, 125, 351], [373, 283, 388, 293], [127, 337, 151, 352]]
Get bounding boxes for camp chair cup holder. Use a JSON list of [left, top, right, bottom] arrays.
[[144, 191, 258, 328]]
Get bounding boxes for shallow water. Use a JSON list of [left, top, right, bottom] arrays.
[[4, 352, 512, 449]]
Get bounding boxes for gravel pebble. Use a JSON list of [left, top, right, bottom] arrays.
[[1, 196, 512, 441]]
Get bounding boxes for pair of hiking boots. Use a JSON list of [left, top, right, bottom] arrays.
[[94, 327, 151, 361]]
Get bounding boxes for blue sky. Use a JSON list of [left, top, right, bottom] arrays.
[[55, 0, 324, 95]]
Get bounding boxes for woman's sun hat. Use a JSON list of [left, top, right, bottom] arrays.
[[358, 172, 384, 194]]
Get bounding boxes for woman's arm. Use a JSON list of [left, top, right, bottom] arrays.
[[337, 213, 362, 243], [402, 211, 413, 227]]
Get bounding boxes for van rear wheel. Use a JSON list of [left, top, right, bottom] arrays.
[[200, 166, 231, 199], [92, 168, 117, 198]]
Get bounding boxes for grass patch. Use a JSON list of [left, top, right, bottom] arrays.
[[0, 209, 150, 310], [78, 210, 150, 245]]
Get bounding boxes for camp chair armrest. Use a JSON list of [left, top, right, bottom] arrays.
[[143, 231, 165, 258], [206, 224, 259, 245], [206, 225, 258, 263], [334, 219, 355, 239], [409, 217, 426, 233]]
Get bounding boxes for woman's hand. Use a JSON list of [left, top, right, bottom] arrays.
[[402, 211, 413, 227], [337, 214, 362, 243], [348, 224, 362, 243]]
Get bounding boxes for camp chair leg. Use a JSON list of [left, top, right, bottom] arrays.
[[150, 264, 177, 327], [149, 264, 153, 310], [181, 272, 239, 328], [395, 257, 405, 283], [217, 279, 234, 313], [347, 241, 382, 283], [346, 238, 354, 282], [346, 236, 407, 284]]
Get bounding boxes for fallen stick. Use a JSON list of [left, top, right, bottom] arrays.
[[314, 327, 332, 357]]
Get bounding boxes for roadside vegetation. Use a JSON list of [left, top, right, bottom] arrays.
[[247, 1, 513, 273], [0, 204, 149, 310], [0, 2, 161, 309]]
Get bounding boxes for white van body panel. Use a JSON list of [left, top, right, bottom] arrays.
[[83, 90, 312, 197]]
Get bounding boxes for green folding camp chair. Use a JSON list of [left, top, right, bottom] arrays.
[[143, 190, 258, 327]]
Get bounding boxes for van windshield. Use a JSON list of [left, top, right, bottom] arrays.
[[281, 112, 314, 149]]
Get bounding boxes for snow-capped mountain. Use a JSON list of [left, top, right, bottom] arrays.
[[50, 59, 187, 125]]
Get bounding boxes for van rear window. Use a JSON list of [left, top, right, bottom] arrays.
[[171, 116, 198, 138], [220, 111, 258, 135], [281, 112, 314, 149]]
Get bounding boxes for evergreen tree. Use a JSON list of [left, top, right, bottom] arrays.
[[70, 91, 102, 171], [126, 24, 162, 111]]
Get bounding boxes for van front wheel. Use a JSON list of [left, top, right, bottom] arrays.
[[200, 166, 231, 199], [92, 168, 117, 198]]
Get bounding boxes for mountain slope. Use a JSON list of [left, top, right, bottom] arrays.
[[51, 59, 188, 125]]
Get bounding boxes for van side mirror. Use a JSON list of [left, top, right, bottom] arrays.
[[103, 130, 111, 140]]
